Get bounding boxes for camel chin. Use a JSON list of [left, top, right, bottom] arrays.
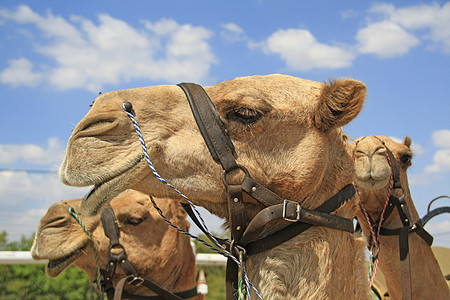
[[45, 245, 86, 277]]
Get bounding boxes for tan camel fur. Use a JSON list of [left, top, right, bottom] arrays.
[[350, 135, 450, 300], [31, 190, 202, 299], [59, 74, 370, 299]]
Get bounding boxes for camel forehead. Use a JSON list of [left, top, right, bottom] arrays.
[[110, 190, 150, 210], [356, 136, 410, 154], [45, 198, 82, 217], [109, 190, 173, 216], [92, 74, 324, 111], [210, 74, 324, 106]]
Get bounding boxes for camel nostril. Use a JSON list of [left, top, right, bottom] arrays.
[[42, 216, 68, 229]]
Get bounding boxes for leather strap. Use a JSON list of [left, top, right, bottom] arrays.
[[243, 184, 356, 253], [114, 275, 197, 300], [379, 222, 433, 246], [241, 176, 284, 207], [399, 227, 412, 300], [227, 184, 246, 242], [419, 206, 450, 227], [178, 82, 237, 172], [239, 197, 354, 246]]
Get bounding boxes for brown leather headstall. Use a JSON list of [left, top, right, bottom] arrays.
[[100, 205, 198, 300], [178, 82, 356, 299]]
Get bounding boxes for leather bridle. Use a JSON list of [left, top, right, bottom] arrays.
[[99, 205, 198, 300], [178, 82, 357, 299], [354, 136, 434, 300]]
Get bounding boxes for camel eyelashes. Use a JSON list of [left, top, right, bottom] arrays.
[[123, 217, 145, 226], [226, 107, 263, 125]]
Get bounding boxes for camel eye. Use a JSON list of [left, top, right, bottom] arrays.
[[227, 107, 263, 125], [124, 217, 145, 226], [400, 154, 412, 166]]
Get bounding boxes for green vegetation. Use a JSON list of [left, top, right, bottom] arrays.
[[0, 231, 98, 300], [1, 231, 384, 299], [0, 231, 228, 299]]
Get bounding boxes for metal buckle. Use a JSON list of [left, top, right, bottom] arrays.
[[128, 276, 144, 286], [283, 199, 301, 222]]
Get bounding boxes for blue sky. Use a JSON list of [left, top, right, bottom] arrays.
[[0, 1, 449, 247]]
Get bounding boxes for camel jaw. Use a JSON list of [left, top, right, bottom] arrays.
[[45, 246, 86, 277], [70, 154, 146, 215]]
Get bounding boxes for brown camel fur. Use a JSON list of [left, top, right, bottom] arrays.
[[59, 74, 370, 299], [350, 135, 450, 300], [31, 190, 202, 299]]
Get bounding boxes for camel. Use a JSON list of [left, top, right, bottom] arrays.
[[31, 189, 202, 299], [350, 135, 450, 299], [59, 74, 370, 299]]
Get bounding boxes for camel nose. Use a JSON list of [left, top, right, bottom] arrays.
[[354, 148, 390, 182]]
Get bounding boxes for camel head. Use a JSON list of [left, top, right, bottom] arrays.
[[60, 74, 366, 219], [31, 190, 195, 294], [350, 136, 420, 222]]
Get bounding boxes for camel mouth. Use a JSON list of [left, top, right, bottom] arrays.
[[46, 246, 86, 277], [81, 154, 145, 215], [357, 177, 389, 190]]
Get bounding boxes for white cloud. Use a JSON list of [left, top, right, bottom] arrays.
[[432, 129, 450, 148], [426, 219, 450, 234], [373, 3, 450, 52], [255, 28, 355, 71], [423, 219, 450, 248], [221, 23, 247, 43], [0, 58, 42, 87], [0, 6, 216, 91], [356, 21, 419, 58], [425, 129, 450, 173], [358, 2, 450, 57], [0, 171, 90, 241], [0, 137, 65, 167]]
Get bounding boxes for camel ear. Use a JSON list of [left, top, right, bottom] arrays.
[[314, 79, 366, 131], [403, 136, 411, 148]]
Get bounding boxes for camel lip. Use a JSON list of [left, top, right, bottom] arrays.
[[356, 177, 388, 190], [84, 185, 98, 201], [46, 246, 86, 277], [81, 154, 145, 214]]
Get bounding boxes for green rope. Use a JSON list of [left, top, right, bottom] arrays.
[[68, 207, 104, 299], [238, 278, 247, 300], [368, 253, 377, 285]]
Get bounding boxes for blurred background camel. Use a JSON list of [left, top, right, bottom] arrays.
[[351, 135, 449, 300], [31, 189, 203, 299]]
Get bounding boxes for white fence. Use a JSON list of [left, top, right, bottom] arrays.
[[0, 251, 227, 266]]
